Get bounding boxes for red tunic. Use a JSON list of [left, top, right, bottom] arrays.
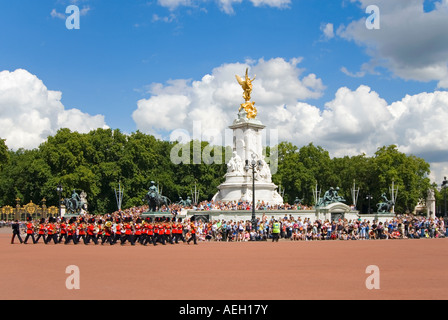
[[26, 222, 34, 234], [38, 224, 46, 235], [78, 224, 86, 236], [125, 223, 132, 235], [165, 224, 171, 235], [46, 223, 55, 235], [60, 223, 67, 235], [135, 224, 141, 236], [148, 224, 154, 236], [87, 224, 95, 236]]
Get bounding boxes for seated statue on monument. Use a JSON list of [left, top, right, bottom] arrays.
[[226, 151, 244, 176]]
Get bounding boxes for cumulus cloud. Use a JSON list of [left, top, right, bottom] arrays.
[[320, 23, 334, 40], [132, 58, 448, 182], [337, 0, 448, 87], [156, 0, 290, 14], [0, 69, 108, 150], [132, 57, 325, 141]]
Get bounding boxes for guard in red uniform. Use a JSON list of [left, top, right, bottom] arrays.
[[86, 218, 98, 245], [174, 218, 185, 243], [101, 219, 114, 245], [96, 219, 104, 243], [134, 218, 143, 244], [165, 217, 174, 244], [45, 217, 58, 244], [65, 217, 78, 244], [143, 217, 157, 246], [187, 218, 197, 245], [121, 217, 135, 245], [58, 217, 68, 244], [34, 218, 47, 244], [23, 216, 35, 244], [157, 217, 166, 245], [113, 218, 122, 245], [77, 218, 87, 244]]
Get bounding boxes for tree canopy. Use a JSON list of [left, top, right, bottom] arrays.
[[0, 129, 432, 214]]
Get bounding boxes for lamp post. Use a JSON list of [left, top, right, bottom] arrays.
[[245, 154, 263, 233], [442, 176, 447, 218], [366, 194, 373, 214], [56, 183, 63, 217]]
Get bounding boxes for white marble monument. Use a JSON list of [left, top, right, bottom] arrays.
[[426, 188, 436, 219], [212, 69, 283, 205]]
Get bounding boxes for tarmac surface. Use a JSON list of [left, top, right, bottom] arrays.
[[1, 230, 448, 300]]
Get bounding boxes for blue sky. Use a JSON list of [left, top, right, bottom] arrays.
[[1, 0, 448, 182]]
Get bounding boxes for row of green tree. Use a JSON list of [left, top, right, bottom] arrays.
[[0, 128, 443, 214]]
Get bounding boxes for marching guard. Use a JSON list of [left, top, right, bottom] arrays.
[[86, 218, 98, 245], [23, 216, 36, 244], [65, 217, 78, 245], [101, 219, 114, 245], [187, 218, 197, 245], [143, 217, 157, 246], [45, 217, 58, 244], [35, 218, 47, 244], [58, 217, 68, 244], [14, 214, 199, 247], [121, 217, 135, 245], [113, 218, 122, 244]]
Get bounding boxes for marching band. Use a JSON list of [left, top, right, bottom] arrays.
[[19, 215, 196, 246]]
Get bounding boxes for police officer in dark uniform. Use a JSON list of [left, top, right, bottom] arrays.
[[11, 220, 23, 244]]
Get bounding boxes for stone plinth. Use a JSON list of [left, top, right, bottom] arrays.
[[212, 110, 283, 205]]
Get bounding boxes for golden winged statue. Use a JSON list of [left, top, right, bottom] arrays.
[[235, 68, 257, 119]]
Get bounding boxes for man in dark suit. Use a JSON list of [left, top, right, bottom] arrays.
[[11, 220, 23, 244]]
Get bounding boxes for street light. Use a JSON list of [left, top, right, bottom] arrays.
[[245, 154, 263, 234], [56, 183, 63, 217], [366, 194, 373, 214], [442, 176, 447, 218]]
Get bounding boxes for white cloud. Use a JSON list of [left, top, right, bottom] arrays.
[[157, 0, 192, 11], [249, 0, 291, 8], [320, 23, 334, 40], [156, 0, 290, 14], [133, 57, 325, 141], [50, 9, 66, 20], [337, 0, 448, 87], [0, 69, 108, 150], [51, 5, 91, 19], [152, 13, 177, 23], [132, 59, 448, 183]]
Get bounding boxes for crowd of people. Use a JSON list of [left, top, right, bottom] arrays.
[[185, 214, 447, 242], [102, 200, 313, 217]]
